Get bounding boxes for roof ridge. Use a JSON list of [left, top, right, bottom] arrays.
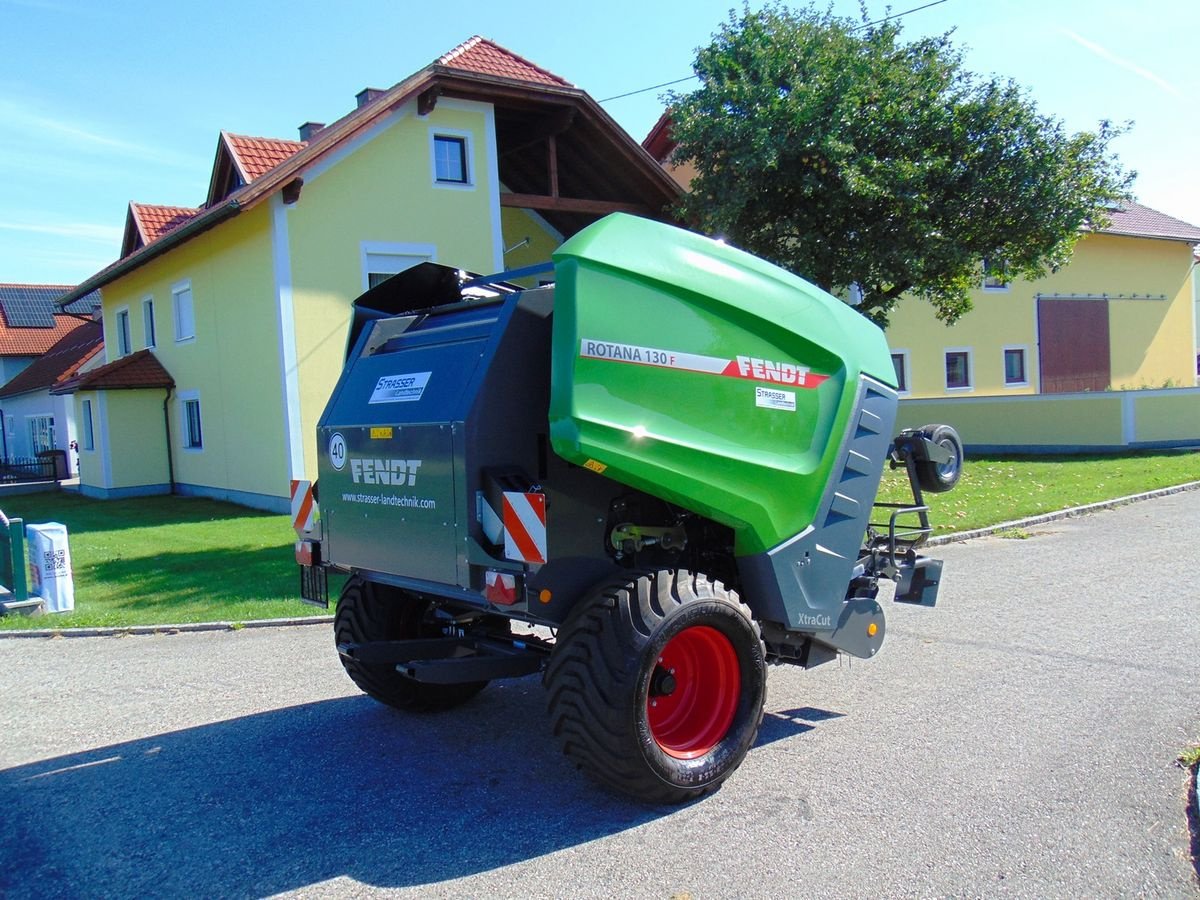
[[438, 35, 484, 65], [437, 35, 572, 87], [224, 131, 306, 146]]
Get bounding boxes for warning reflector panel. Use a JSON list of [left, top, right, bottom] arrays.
[[503, 491, 547, 564], [291, 480, 317, 534]]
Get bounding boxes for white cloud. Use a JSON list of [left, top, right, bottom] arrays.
[[0, 220, 122, 244], [0, 98, 204, 170], [1060, 29, 1183, 99]]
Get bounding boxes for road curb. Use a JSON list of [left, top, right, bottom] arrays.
[[926, 479, 1200, 547], [0, 614, 333, 640], [2, 479, 1197, 640]]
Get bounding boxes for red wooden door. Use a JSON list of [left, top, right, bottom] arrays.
[[1037, 299, 1110, 393]]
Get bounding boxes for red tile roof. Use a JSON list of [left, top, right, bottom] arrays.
[[0, 314, 94, 357], [130, 203, 200, 245], [52, 348, 173, 394], [1098, 201, 1200, 243], [0, 320, 103, 398], [438, 36, 572, 87], [225, 133, 307, 182]]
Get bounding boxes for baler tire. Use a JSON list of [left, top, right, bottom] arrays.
[[914, 423, 964, 494], [544, 569, 766, 804], [335, 576, 489, 712]]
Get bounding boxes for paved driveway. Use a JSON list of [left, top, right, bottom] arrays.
[[2, 490, 1198, 898]]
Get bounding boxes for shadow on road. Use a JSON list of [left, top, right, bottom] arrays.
[[0, 683, 836, 897]]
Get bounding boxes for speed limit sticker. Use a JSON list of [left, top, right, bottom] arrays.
[[328, 432, 347, 470]]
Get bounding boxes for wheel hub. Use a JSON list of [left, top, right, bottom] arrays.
[[646, 624, 741, 760]]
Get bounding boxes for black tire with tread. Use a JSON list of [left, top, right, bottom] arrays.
[[544, 568, 767, 804], [914, 423, 964, 494], [335, 576, 488, 712]]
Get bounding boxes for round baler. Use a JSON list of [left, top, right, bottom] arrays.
[[295, 213, 961, 803]]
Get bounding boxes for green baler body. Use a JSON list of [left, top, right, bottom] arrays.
[[550, 214, 896, 556]]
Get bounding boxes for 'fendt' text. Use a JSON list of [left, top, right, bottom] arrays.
[[350, 458, 422, 486], [736, 355, 810, 386]]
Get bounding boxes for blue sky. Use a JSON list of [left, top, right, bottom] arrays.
[[2, 0, 1197, 285]]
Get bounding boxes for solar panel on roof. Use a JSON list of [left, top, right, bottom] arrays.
[[0, 285, 100, 326], [61, 289, 102, 316], [0, 285, 60, 327]]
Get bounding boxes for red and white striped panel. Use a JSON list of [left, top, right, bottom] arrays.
[[502, 491, 547, 565], [290, 480, 316, 534]]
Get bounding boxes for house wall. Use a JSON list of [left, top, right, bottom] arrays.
[[885, 233, 1198, 397], [283, 98, 504, 482], [0, 391, 78, 472], [93, 204, 286, 507], [75, 389, 171, 497], [499, 206, 562, 282], [898, 387, 1200, 452], [0, 357, 34, 384]]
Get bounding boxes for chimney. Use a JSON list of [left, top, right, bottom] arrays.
[[355, 87, 385, 109], [298, 122, 325, 142]]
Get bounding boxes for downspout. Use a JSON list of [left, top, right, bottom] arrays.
[[163, 387, 176, 494]]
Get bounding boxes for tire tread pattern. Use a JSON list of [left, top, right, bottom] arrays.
[[544, 569, 766, 804]]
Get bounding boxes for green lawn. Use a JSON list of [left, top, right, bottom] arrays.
[[876, 449, 1200, 535], [0, 449, 1197, 630], [0, 493, 323, 630]]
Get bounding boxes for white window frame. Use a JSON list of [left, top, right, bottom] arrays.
[[944, 347, 974, 393], [889, 349, 911, 395], [115, 306, 132, 357], [81, 399, 95, 452], [142, 296, 156, 349], [360, 241, 436, 293], [1003, 344, 1030, 388], [172, 279, 195, 344], [429, 128, 475, 190], [982, 257, 1009, 292], [179, 390, 203, 452]]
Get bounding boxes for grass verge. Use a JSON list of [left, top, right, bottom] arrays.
[[0, 493, 324, 630], [876, 450, 1199, 536]]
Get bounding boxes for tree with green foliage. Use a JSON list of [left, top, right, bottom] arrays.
[[666, 3, 1134, 325]]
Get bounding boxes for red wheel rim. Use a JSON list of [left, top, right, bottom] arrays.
[[647, 625, 740, 759]]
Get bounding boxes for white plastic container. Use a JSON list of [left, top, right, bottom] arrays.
[[27, 522, 74, 613]]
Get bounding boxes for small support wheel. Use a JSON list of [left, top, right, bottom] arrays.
[[335, 576, 489, 712], [545, 569, 767, 804], [914, 424, 963, 493]]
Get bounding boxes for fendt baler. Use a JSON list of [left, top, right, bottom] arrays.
[[296, 213, 962, 803]]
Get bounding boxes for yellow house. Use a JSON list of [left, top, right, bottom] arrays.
[[53, 37, 681, 512], [885, 203, 1200, 398]]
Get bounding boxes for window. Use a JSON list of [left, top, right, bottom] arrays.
[[890, 351, 910, 394], [182, 396, 203, 450], [143, 298, 156, 348], [28, 416, 55, 454], [945, 349, 972, 391], [982, 257, 1008, 291], [433, 135, 468, 183], [173, 282, 194, 342], [81, 399, 95, 451], [116, 308, 131, 356], [361, 243, 435, 292], [1004, 347, 1028, 386]]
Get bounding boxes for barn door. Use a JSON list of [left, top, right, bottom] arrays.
[[1037, 298, 1110, 393]]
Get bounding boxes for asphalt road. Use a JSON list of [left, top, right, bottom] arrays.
[[2, 490, 1198, 898]]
